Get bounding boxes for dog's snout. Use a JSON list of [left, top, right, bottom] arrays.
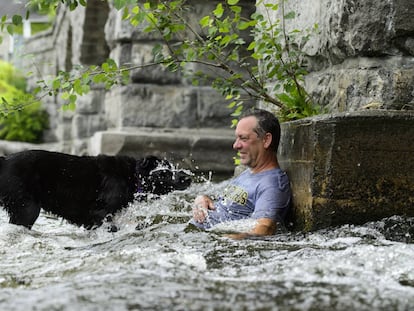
[[180, 175, 192, 184], [176, 171, 192, 187]]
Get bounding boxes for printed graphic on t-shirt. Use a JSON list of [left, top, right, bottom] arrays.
[[223, 185, 248, 206]]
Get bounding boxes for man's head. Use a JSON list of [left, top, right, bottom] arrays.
[[233, 109, 281, 170]]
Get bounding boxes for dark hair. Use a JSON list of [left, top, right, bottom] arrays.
[[241, 108, 281, 152]]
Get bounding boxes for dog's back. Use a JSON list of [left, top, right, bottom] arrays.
[[0, 150, 137, 229]]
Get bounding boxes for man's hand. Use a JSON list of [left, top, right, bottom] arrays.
[[192, 195, 215, 223]]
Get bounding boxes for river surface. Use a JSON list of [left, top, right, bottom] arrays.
[[1, 179, 414, 311]]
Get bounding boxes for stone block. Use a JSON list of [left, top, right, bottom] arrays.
[[262, 0, 414, 112], [76, 87, 106, 114], [72, 114, 107, 139], [105, 84, 235, 128], [279, 110, 414, 231], [277, 0, 414, 62], [305, 57, 414, 111], [129, 43, 182, 84]]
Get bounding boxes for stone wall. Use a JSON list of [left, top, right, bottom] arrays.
[[260, 0, 414, 112], [22, 2, 109, 149], [279, 111, 414, 231]]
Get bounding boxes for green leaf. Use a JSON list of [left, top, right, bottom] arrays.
[[62, 102, 76, 111], [52, 78, 61, 90], [227, 0, 239, 4], [247, 41, 256, 51], [122, 7, 130, 20], [92, 73, 106, 84], [61, 91, 70, 100], [73, 79, 83, 95], [131, 6, 139, 14], [199, 15, 210, 28], [102, 62, 110, 73], [12, 15, 22, 26], [69, 1, 78, 11], [230, 5, 241, 14], [227, 100, 236, 108], [6, 24, 14, 35], [237, 21, 251, 30], [220, 35, 232, 45], [121, 69, 130, 85], [213, 3, 224, 18], [69, 94, 77, 104]]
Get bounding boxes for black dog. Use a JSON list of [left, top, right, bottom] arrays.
[[0, 150, 192, 230]]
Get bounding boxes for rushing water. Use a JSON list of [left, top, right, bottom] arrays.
[[1, 179, 414, 311]]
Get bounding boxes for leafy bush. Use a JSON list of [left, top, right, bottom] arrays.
[[0, 61, 49, 143]]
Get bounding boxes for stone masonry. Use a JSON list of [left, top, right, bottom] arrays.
[[279, 110, 414, 231], [262, 0, 414, 112]]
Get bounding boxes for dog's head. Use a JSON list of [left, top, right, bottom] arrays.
[[136, 156, 192, 195]]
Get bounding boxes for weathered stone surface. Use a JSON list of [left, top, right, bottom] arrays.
[[278, 0, 414, 62], [261, 0, 414, 111], [279, 110, 414, 231], [129, 43, 182, 85], [305, 57, 414, 112], [105, 84, 236, 128], [72, 114, 106, 139], [76, 87, 106, 114]]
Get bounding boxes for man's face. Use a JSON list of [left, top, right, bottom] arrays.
[[233, 116, 265, 168]]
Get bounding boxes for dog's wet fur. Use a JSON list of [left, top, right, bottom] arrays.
[[0, 150, 192, 230]]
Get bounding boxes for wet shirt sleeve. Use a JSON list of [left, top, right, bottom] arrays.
[[251, 171, 291, 223]]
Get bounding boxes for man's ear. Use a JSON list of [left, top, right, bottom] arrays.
[[263, 133, 272, 149]]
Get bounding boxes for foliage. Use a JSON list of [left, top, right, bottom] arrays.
[[0, 0, 324, 122], [0, 61, 49, 143], [115, 0, 323, 121]]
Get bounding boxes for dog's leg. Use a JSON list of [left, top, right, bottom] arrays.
[[7, 200, 41, 229]]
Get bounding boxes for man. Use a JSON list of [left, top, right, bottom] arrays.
[[190, 108, 291, 238]]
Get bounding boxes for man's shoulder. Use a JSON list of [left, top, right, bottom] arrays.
[[255, 169, 290, 192]]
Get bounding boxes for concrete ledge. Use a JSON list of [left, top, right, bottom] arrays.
[[279, 110, 414, 231], [89, 127, 236, 178]]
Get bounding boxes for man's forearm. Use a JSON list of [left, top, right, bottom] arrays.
[[226, 218, 276, 240]]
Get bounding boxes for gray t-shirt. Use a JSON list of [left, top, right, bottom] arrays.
[[191, 168, 291, 230]]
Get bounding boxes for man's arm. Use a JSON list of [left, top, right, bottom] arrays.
[[226, 218, 276, 240]]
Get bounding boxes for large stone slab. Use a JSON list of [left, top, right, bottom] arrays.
[[279, 110, 414, 231], [105, 84, 236, 128]]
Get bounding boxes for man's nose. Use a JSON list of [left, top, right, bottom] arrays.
[[233, 139, 241, 150]]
